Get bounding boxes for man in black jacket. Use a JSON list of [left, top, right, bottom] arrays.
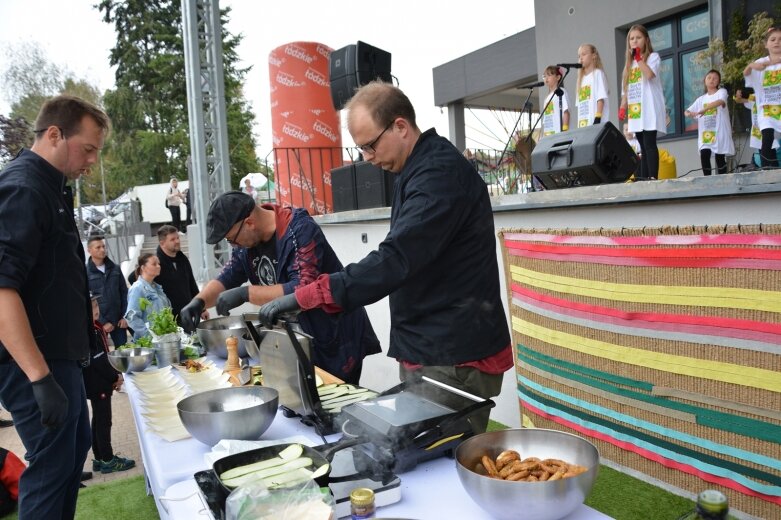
[[155, 225, 207, 325], [0, 95, 110, 519], [86, 237, 129, 347], [258, 82, 511, 432]]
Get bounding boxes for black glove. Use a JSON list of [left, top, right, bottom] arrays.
[[593, 116, 601, 124], [216, 286, 250, 317], [257, 293, 300, 328], [180, 297, 205, 333], [31, 373, 68, 428]]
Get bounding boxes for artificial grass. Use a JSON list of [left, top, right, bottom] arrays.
[[1, 475, 158, 520]]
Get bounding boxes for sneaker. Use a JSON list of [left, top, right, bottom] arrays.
[[92, 459, 101, 472], [99, 455, 136, 474], [0, 419, 13, 428], [80, 471, 93, 482]]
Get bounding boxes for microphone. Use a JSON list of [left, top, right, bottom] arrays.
[[519, 81, 545, 89], [557, 63, 583, 69]]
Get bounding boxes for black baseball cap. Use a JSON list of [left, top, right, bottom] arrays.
[[206, 191, 256, 244]]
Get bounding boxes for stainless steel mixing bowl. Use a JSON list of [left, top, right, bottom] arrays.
[[177, 386, 279, 446], [106, 348, 155, 373], [455, 428, 599, 520], [196, 316, 257, 358]]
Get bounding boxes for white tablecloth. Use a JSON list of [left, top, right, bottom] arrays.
[[124, 372, 613, 520]]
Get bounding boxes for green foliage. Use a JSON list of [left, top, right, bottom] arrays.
[[0, 115, 33, 164], [118, 335, 152, 350], [698, 11, 775, 87], [97, 0, 261, 193], [147, 307, 178, 336]]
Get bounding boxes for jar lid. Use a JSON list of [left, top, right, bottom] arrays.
[[350, 487, 375, 506]]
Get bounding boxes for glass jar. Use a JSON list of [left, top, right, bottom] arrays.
[[350, 487, 376, 519]]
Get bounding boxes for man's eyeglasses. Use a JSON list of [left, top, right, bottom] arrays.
[[355, 121, 394, 155], [226, 216, 246, 245]]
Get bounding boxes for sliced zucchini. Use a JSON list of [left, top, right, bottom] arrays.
[[263, 467, 313, 489], [315, 373, 324, 387], [219, 444, 304, 481], [222, 457, 313, 488]]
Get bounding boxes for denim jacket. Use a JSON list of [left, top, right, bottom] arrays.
[[124, 278, 171, 340]]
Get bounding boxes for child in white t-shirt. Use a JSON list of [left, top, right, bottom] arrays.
[[684, 69, 735, 175], [576, 44, 610, 128], [541, 65, 570, 136]]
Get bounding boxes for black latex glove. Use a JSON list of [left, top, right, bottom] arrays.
[[216, 286, 250, 317], [180, 297, 205, 333], [257, 293, 300, 328], [31, 373, 68, 428], [593, 116, 601, 124]]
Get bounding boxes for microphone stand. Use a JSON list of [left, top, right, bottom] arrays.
[[495, 86, 536, 193]]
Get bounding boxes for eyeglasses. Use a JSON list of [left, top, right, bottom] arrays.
[[226, 216, 246, 245], [355, 121, 394, 155]]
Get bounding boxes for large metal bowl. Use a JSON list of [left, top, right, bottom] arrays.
[[177, 386, 279, 446], [196, 316, 257, 358], [455, 428, 599, 520], [107, 348, 155, 373]]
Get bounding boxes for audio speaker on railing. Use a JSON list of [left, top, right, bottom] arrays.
[[329, 41, 391, 110], [530, 122, 638, 189]]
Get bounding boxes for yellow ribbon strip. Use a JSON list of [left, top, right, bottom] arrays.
[[510, 265, 781, 313], [513, 317, 781, 393]]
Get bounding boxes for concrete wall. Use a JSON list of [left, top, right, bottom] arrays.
[[532, 0, 705, 177], [315, 170, 781, 429]]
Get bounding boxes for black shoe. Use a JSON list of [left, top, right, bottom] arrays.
[[80, 471, 93, 482], [0, 419, 13, 428]]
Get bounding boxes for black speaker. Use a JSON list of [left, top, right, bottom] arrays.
[[354, 161, 394, 209], [330, 162, 394, 212], [329, 41, 391, 110], [331, 163, 357, 212], [530, 122, 638, 189]]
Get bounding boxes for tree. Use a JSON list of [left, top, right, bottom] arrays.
[[0, 115, 33, 164], [97, 0, 260, 192], [0, 43, 104, 179], [698, 11, 775, 88]]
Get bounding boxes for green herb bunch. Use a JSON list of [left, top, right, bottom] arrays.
[[148, 307, 179, 336]]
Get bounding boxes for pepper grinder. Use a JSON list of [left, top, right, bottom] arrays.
[[223, 335, 242, 385]]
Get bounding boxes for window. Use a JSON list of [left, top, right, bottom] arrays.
[[644, 7, 711, 137]]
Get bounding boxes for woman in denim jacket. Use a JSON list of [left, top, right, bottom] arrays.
[[125, 253, 171, 340]]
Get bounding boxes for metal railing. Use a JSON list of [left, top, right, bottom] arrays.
[[75, 200, 146, 264], [265, 145, 531, 214]]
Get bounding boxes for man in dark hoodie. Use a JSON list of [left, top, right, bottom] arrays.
[[86, 236, 129, 347], [155, 225, 207, 325]]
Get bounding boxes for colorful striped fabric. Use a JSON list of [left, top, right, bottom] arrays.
[[500, 227, 781, 519]]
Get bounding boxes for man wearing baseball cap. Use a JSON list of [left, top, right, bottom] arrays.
[[179, 191, 380, 384]]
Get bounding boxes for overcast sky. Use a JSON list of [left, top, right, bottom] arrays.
[[0, 0, 535, 156]]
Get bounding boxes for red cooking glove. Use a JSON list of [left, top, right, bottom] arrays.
[[633, 48, 642, 62], [619, 106, 627, 121]]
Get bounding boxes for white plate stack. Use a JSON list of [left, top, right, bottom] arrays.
[[133, 366, 191, 442]]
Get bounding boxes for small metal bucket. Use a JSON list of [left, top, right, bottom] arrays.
[[153, 337, 181, 368]]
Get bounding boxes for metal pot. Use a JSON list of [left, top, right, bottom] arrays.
[[196, 315, 258, 358]]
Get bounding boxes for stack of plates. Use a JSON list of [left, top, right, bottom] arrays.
[[175, 358, 234, 394], [133, 367, 191, 442]]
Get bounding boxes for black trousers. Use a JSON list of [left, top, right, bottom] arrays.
[[760, 128, 779, 167], [700, 149, 727, 176], [168, 205, 182, 231], [90, 396, 114, 462], [635, 130, 659, 179]]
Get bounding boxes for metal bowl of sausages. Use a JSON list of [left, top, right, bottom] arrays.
[[455, 428, 599, 520]]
